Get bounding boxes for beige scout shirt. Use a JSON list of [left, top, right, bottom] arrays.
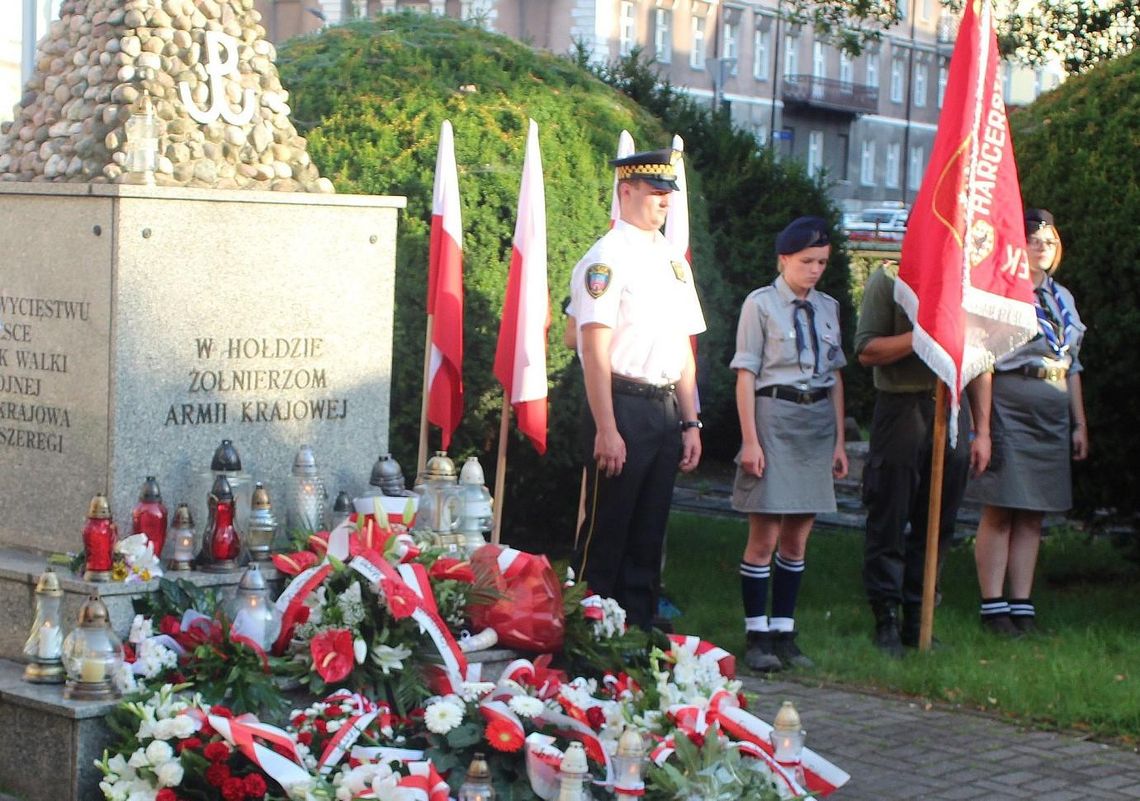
[[570, 220, 706, 385]]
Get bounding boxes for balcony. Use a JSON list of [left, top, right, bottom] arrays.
[[782, 74, 879, 115]]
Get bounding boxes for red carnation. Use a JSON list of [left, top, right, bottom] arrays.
[[203, 741, 232, 763], [585, 706, 606, 730], [155, 789, 178, 801], [174, 736, 202, 754], [205, 762, 232, 787], [310, 628, 355, 683], [313, 718, 328, 735], [485, 718, 525, 753], [380, 578, 418, 620], [221, 777, 246, 801], [243, 773, 268, 799], [296, 730, 313, 746]]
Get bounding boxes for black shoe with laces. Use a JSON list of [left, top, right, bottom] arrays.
[[981, 614, 1024, 638], [771, 630, 814, 669], [872, 603, 904, 659], [744, 631, 783, 673]]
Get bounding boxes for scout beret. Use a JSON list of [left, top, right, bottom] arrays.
[[1024, 208, 1055, 233], [775, 216, 830, 255], [611, 148, 681, 191]]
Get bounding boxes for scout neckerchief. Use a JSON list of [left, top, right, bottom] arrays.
[[1034, 276, 1076, 357]]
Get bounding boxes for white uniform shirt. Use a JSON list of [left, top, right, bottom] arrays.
[[570, 220, 706, 385]]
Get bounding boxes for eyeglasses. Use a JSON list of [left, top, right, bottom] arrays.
[[1027, 238, 1058, 249]]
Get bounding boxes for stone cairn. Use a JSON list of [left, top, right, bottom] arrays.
[[0, 0, 333, 192]]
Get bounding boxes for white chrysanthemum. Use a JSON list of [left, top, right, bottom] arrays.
[[423, 699, 465, 734], [155, 759, 184, 788], [508, 695, 545, 719], [458, 681, 495, 702], [144, 740, 173, 766]]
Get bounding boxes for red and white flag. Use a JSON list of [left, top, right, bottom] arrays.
[[493, 119, 549, 454], [426, 120, 464, 449], [663, 134, 691, 261], [896, 0, 1037, 442], [609, 129, 636, 226]]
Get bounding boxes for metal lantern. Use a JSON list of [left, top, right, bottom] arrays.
[[23, 568, 65, 684], [557, 741, 589, 801], [124, 89, 158, 182], [458, 752, 495, 801], [612, 727, 646, 798], [197, 439, 255, 538], [458, 456, 493, 552], [225, 564, 282, 650], [369, 452, 413, 496], [201, 474, 242, 572], [166, 503, 198, 571], [82, 493, 117, 582], [331, 490, 353, 529], [246, 483, 278, 563], [415, 451, 463, 549], [62, 594, 124, 700], [286, 444, 328, 533], [771, 700, 806, 765]]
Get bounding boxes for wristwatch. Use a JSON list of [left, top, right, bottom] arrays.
[[680, 420, 703, 431]]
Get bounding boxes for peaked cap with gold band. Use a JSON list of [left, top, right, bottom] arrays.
[[610, 147, 681, 191]]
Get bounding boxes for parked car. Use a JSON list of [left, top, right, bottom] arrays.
[[842, 207, 909, 243]]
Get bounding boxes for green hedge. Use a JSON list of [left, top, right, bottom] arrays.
[[1010, 48, 1140, 521]]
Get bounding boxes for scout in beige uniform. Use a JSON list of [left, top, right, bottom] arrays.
[[730, 216, 848, 671], [570, 148, 706, 630]]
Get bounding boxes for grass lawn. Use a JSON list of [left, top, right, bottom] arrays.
[[662, 512, 1140, 745]]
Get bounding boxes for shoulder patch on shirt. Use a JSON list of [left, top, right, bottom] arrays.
[[585, 263, 612, 298], [671, 261, 687, 282]]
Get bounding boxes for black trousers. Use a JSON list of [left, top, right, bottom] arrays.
[[574, 389, 682, 629], [862, 391, 971, 607]]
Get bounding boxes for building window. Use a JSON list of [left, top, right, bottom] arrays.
[[885, 142, 900, 188], [839, 50, 853, 87], [890, 54, 905, 103], [897, 0, 907, 21], [690, 15, 707, 70], [837, 133, 850, 180], [655, 8, 672, 63], [1001, 61, 1012, 99], [914, 62, 927, 107], [921, 0, 932, 21], [753, 26, 770, 80], [861, 140, 876, 186], [460, 0, 493, 29], [723, 19, 739, 74], [937, 62, 948, 107], [908, 145, 925, 190], [866, 51, 879, 88], [808, 130, 824, 177], [619, 1, 636, 56], [784, 33, 799, 77]]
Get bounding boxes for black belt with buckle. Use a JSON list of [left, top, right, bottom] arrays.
[[612, 375, 676, 400], [757, 385, 830, 404], [1005, 365, 1068, 381]]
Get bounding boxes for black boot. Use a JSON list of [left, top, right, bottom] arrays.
[[744, 631, 783, 673], [771, 630, 814, 670], [981, 614, 1023, 637], [871, 603, 904, 658]]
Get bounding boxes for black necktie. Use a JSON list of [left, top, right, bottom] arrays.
[[793, 299, 820, 375]]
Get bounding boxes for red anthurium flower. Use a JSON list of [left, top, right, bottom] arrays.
[[307, 532, 330, 555], [485, 718, 525, 752], [429, 558, 476, 583], [272, 551, 319, 576], [381, 578, 418, 620], [159, 615, 181, 637], [310, 628, 355, 683]]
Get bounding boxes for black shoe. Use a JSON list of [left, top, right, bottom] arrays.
[[1010, 615, 1036, 634], [744, 631, 783, 673], [872, 603, 904, 659], [981, 614, 1024, 638], [771, 630, 814, 670]]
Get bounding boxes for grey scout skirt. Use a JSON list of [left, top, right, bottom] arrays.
[[969, 371, 1073, 512], [731, 393, 837, 515]]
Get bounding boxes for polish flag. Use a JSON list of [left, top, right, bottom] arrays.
[[426, 120, 464, 449], [493, 120, 549, 454], [896, 0, 1037, 443], [609, 129, 636, 226]]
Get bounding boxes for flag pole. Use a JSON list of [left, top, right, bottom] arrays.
[[919, 380, 949, 652], [491, 394, 510, 543], [416, 313, 435, 479]]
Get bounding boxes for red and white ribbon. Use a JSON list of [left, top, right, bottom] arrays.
[[667, 633, 736, 679], [207, 714, 310, 792], [524, 732, 564, 801]]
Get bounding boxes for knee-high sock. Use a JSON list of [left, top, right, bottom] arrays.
[[770, 553, 805, 632], [740, 561, 770, 632]]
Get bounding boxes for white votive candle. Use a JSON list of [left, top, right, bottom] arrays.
[[38, 622, 62, 659], [79, 657, 106, 683]]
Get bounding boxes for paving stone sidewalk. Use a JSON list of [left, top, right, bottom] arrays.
[[745, 676, 1140, 800]]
